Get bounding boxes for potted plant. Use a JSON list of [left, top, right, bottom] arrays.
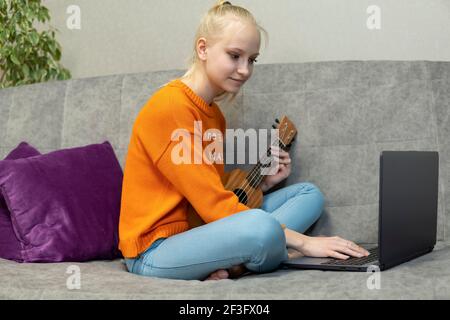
[[0, 0, 71, 89]]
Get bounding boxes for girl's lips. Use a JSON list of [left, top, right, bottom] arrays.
[[230, 78, 244, 83]]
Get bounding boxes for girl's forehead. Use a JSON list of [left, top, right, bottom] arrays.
[[219, 22, 260, 51], [224, 19, 257, 36]]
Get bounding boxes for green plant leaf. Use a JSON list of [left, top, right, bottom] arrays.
[[55, 48, 61, 60], [48, 68, 56, 78], [29, 31, 39, 46], [22, 64, 29, 77], [48, 40, 56, 54], [40, 69, 47, 81], [10, 54, 20, 65], [31, 70, 41, 82]]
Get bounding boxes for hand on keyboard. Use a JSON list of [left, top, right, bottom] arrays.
[[298, 235, 370, 260]]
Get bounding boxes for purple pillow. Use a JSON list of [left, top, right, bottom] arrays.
[[0, 142, 41, 262], [0, 141, 123, 262]]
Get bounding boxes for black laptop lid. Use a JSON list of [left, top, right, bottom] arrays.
[[379, 151, 439, 269]]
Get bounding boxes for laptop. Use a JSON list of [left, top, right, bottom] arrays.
[[282, 151, 439, 272]]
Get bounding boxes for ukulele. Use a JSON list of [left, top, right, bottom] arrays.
[[187, 116, 298, 228]]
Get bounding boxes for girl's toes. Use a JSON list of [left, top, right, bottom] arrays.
[[216, 269, 229, 279], [205, 269, 229, 281]]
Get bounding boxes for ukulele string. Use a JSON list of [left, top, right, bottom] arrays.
[[234, 126, 289, 202], [234, 146, 273, 202], [254, 139, 285, 186], [235, 124, 290, 201], [237, 134, 287, 201], [240, 138, 286, 199]]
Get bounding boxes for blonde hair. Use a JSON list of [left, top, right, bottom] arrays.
[[167, 1, 268, 104]]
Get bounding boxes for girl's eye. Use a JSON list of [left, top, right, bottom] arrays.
[[229, 53, 258, 64]]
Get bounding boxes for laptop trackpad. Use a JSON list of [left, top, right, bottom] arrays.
[[285, 256, 331, 265]]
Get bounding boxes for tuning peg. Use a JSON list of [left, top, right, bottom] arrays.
[[275, 118, 280, 124], [272, 124, 277, 129]]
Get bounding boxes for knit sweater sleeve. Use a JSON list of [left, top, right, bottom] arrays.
[[135, 95, 250, 224]]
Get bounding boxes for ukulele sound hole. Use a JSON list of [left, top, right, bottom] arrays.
[[233, 189, 248, 205]]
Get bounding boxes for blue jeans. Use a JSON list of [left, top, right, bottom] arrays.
[[125, 182, 325, 280]]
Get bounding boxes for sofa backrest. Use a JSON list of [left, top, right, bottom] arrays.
[[0, 61, 449, 244]]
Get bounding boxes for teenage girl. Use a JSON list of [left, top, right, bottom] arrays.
[[119, 1, 369, 281]]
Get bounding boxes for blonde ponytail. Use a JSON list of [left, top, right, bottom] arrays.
[[213, 1, 233, 9]]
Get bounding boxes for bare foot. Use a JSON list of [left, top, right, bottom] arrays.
[[205, 264, 250, 281], [205, 269, 229, 281], [227, 264, 249, 279]]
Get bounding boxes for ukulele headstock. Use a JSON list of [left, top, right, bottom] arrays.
[[272, 116, 297, 149]]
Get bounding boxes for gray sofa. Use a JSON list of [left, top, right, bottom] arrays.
[[0, 61, 449, 299]]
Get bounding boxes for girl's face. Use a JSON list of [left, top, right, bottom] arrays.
[[203, 20, 261, 95]]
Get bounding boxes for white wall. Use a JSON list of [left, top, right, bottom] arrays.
[[41, 0, 450, 79]]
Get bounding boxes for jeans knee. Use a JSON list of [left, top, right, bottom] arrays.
[[244, 210, 286, 250], [302, 182, 325, 215], [240, 210, 287, 272]]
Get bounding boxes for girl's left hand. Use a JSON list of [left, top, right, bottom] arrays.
[[261, 145, 292, 192]]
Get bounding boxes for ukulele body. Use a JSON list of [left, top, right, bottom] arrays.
[[221, 169, 263, 208], [186, 168, 263, 228]]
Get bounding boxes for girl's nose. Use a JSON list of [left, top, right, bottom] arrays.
[[237, 63, 250, 77]]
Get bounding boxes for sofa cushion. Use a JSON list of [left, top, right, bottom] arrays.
[[0, 142, 41, 262], [0, 141, 123, 262]]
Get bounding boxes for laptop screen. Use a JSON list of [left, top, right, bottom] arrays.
[[379, 151, 439, 269]]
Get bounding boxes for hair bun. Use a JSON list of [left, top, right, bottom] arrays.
[[213, 1, 232, 10], [216, 0, 231, 7]]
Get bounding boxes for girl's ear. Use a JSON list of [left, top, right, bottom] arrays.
[[197, 37, 208, 61]]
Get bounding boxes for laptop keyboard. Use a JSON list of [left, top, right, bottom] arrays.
[[321, 247, 379, 266]]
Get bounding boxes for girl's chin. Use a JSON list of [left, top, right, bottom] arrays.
[[226, 86, 240, 93], [223, 82, 242, 92], [215, 80, 242, 95]]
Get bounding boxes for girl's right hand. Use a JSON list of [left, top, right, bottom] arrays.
[[299, 235, 370, 260]]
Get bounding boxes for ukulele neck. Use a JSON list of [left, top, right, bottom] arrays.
[[245, 138, 287, 188]]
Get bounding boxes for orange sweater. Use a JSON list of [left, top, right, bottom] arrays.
[[119, 79, 250, 258]]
